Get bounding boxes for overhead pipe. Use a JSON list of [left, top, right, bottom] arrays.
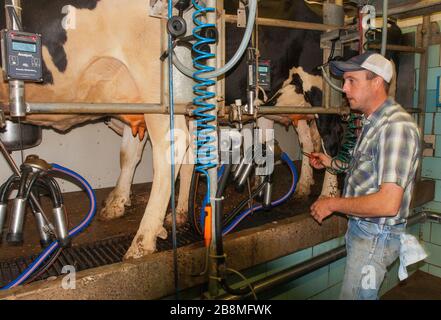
[[377, 0, 441, 17], [218, 210, 439, 300], [381, 0, 388, 56], [1, 102, 351, 116], [368, 43, 425, 54], [224, 15, 344, 32], [4, 103, 420, 117]]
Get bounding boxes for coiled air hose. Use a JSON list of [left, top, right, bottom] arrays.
[[192, 0, 217, 207], [174, 0, 257, 79], [328, 113, 361, 174]]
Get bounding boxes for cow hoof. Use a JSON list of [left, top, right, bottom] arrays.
[[293, 188, 311, 199], [164, 210, 188, 228], [99, 195, 128, 221], [124, 235, 156, 260]]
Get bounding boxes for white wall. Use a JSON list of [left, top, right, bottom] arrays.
[[0, 121, 298, 194], [0, 123, 153, 193], [274, 123, 301, 161]]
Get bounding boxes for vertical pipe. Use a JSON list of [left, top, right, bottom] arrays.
[[416, 16, 431, 182], [323, 2, 344, 109], [5, 0, 26, 118], [381, 0, 388, 56], [207, 0, 219, 299]]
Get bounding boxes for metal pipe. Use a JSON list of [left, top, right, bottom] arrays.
[[5, 103, 418, 117], [218, 210, 430, 300], [5, 0, 26, 117], [23, 102, 177, 114], [224, 15, 344, 32], [53, 206, 70, 247], [207, 0, 220, 299], [0, 203, 7, 240], [7, 102, 351, 116], [424, 211, 441, 223], [257, 106, 349, 115], [7, 197, 26, 245], [322, 2, 344, 109], [368, 43, 425, 54], [381, 0, 388, 56], [377, 0, 441, 17], [416, 16, 431, 182], [218, 245, 346, 300]]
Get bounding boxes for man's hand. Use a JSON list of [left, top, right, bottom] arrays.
[[309, 152, 332, 170], [310, 196, 336, 224]]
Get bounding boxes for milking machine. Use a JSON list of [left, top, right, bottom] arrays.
[[163, 0, 300, 298], [0, 155, 70, 247], [0, 0, 97, 289]]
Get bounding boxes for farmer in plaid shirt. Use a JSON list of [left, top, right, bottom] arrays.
[[309, 51, 421, 300]]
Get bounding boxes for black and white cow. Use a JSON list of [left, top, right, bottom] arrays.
[[0, 0, 192, 259], [224, 0, 402, 199], [224, 0, 342, 198]]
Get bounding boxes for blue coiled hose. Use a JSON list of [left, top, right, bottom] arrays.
[[192, 0, 217, 205], [1, 164, 96, 290]]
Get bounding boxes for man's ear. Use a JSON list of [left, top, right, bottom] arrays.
[[374, 76, 383, 89]]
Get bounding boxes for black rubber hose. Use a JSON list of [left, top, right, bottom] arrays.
[[188, 168, 202, 235], [17, 170, 31, 198], [0, 175, 19, 203], [39, 176, 63, 208], [215, 164, 232, 259], [214, 164, 253, 296], [23, 174, 40, 200], [223, 178, 268, 227]]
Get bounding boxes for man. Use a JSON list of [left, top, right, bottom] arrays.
[[309, 51, 422, 299]]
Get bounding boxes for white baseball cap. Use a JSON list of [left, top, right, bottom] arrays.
[[329, 51, 393, 83]]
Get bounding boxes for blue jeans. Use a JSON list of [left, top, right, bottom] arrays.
[[340, 218, 406, 300]]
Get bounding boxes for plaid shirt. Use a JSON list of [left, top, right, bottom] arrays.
[[343, 98, 421, 225]]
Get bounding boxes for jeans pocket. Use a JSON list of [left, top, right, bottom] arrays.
[[382, 232, 401, 267], [355, 220, 381, 239]]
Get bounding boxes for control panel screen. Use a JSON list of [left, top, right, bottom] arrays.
[[258, 66, 268, 73], [12, 40, 37, 53]]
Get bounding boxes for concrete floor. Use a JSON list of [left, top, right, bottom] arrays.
[[382, 271, 441, 300]]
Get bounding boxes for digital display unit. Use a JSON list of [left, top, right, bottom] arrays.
[[1, 30, 42, 81], [12, 40, 37, 53]]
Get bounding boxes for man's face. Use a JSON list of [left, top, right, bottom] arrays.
[[342, 70, 375, 113]]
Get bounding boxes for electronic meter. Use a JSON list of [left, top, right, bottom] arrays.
[[257, 60, 271, 92], [1, 30, 43, 82]]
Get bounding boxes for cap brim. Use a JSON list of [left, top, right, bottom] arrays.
[[329, 61, 364, 77]]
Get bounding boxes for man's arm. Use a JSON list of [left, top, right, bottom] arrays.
[[310, 183, 404, 224]]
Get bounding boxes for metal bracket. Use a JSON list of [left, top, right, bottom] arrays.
[[0, 109, 5, 129], [423, 135, 435, 157], [237, 1, 246, 28]]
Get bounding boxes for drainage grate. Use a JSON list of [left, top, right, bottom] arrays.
[[0, 224, 202, 288]]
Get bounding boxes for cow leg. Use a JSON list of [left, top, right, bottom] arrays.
[[165, 159, 194, 228], [321, 170, 340, 198], [125, 114, 188, 259], [294, 119, 314, 198], [100, 125, 147, 220], [309, 120, 340, 198]]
